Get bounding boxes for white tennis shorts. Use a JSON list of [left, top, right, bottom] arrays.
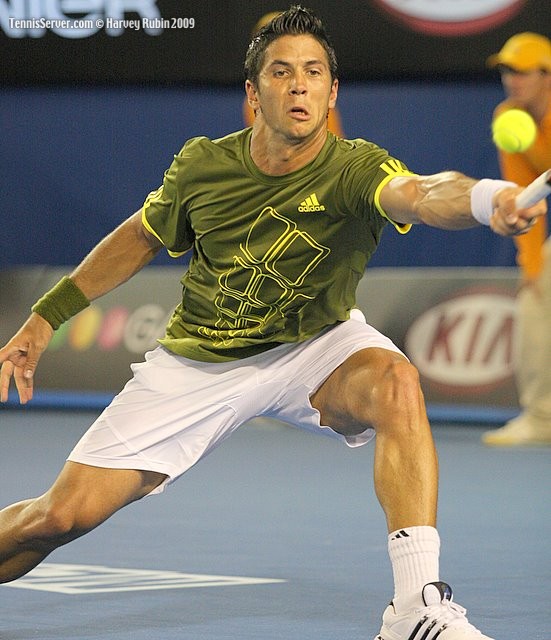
[[68, 316, 404, 494]]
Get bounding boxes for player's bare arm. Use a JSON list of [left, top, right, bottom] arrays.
[[70, 210, 163, 300], [379, 172, 546, 236], [0, 211, 164, 404]]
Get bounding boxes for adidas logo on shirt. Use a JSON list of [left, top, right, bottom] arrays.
[[298, 193, 326, 212]]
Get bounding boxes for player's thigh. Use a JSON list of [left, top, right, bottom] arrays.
[[40, 461, 167, 532], [310, 347, 413, 435]]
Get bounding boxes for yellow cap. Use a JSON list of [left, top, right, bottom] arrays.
[[487, 32, 551, 72]]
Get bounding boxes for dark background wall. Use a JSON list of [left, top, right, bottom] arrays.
[[2, 82, 513, 269], [2, 0, 548, 84]]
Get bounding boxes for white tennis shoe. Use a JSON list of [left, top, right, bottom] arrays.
[[374, 582, 494, 640], [482, 414, 551, 447]]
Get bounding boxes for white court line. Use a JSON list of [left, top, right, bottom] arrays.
[[3, 563, 286, 594]]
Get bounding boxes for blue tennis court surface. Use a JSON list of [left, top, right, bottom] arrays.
[[1, 409, 549, 639]]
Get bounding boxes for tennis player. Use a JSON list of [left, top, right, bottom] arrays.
[[0, 7, 545, 640]]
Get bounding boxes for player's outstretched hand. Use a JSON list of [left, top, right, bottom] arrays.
[[0, 313, 54, 404], [490, 186, 547, 237]]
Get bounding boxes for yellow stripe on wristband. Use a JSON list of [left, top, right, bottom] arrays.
[[31, 276, 90, 330]]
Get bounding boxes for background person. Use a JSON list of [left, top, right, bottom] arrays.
[[483, 32, 551, 447]]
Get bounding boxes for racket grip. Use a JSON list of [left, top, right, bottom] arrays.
[[515, 169, 551, 209]]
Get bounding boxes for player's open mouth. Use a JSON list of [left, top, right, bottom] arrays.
[[289, 107, 310, 120]]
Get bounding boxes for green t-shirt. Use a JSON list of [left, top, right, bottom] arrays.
[[142, 129, 413, 362]]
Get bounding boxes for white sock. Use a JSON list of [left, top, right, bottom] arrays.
[[388, 525, 440, 613]]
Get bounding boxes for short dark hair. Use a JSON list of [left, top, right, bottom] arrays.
[[244, 5, 338, 86]]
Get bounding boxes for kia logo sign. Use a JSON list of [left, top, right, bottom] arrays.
[[405, 289, 516, 394], [371, 0, 527, 36]]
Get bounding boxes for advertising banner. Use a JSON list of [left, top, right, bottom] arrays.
[[356, 268, 519, 408], [0, 266, 520, 410], [1, 0, 549, 84]]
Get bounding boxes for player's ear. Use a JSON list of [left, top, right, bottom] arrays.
[[329, 78, 338, 109], [245, 80, 260, 110]]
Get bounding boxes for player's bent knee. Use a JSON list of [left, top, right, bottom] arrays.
[[391, 360, 423, 401], [24, 496, 104, 547], [373, 359, 421, 405], [369, 360, 426, 429]]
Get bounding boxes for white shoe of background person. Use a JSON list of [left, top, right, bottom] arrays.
[[482, 413, 551, 447]]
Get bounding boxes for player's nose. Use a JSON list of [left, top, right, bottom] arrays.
[[289, 71, 307, 94]]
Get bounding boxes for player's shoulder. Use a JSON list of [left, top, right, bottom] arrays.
[[328, 134, 388, 164], [331, 134, 382, 153], [177, 129, 249, 161], [327, 134, 392, 172]]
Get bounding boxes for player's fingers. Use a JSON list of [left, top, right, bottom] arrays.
[[0, 360, 15, 403], [0, 343, 39, 404], [492, 189, 520, 228], [489, 212, 514, 236], [491, 206, 538, 236], [513, 219, 537, 235], [511, 216, 536, 235], [522, 199, 547, 221], [13, 363, 34, 405], [0, 344, 13, 364], [20, 340, 44, 385], [0, 342, 30, 399]]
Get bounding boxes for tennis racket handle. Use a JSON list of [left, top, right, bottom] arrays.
[[516, 169, 551, 209]]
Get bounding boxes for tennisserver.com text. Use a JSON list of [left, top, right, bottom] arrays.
[[8, 17, 195, 31]]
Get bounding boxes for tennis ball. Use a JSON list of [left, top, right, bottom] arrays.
[[492, 109, 537, 153]]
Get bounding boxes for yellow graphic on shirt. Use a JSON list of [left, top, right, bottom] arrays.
[[198, 207, 330, 346], [374, 160, 415, 235], [379, 159, 409, 176], [298, 193, 326, 212]]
